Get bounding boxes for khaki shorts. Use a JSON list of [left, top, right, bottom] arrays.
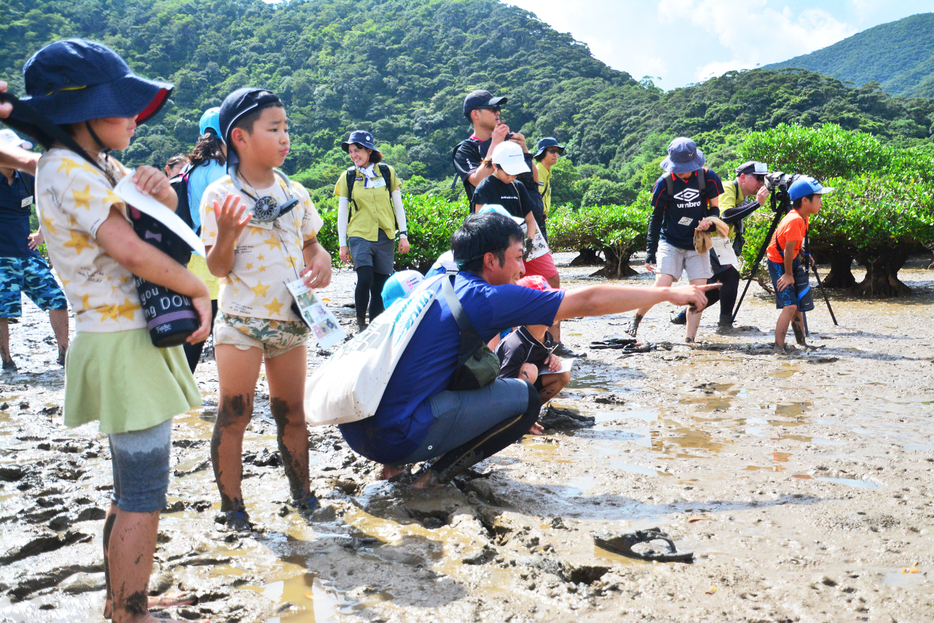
[[657, 240, 712, 281], [214, 312, 310, 358]]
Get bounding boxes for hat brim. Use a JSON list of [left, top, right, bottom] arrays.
[[498, 161, 530, 175], [341, 141, 381, 154], [23, 73, 172, 126], [660, 150, 705, 173], [814, 187, 834, 195], [533, 144, 565, 159]]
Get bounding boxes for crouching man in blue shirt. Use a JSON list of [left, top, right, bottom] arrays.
[[339, 212, 717, 489]]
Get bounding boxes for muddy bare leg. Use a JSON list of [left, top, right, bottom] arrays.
[[265, 345, 310, 501], [791, 311, 807, 346]]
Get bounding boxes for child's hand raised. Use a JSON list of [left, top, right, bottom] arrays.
[[213, 193, 252, 242]]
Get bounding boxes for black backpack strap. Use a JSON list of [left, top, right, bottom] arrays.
[[664, 173, 674, 206], [345, 166, 358, 216], [378, 163, 392, 192], [697, 168, 707, 201], [441, 274, 473, 333]]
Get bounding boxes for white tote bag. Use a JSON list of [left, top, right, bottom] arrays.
[[304, 275, 442, 426]]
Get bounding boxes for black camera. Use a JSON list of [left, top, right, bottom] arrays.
[[505, 132, 515, 140], [763, 171, 801, 213]]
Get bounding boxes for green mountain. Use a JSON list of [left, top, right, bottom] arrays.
[[763, 13, 934, 98], [2, 0, 933, 195]]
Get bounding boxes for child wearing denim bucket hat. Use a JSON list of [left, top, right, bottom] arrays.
[[628, 136, 724, 343], [18, 38, 211, 623]]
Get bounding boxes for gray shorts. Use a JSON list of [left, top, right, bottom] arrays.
[[348, 231, 395, 274], [109, 419, 172, 513], [657, 240, 712, 281]]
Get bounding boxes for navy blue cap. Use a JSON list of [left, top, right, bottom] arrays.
[[533, 137, 565, 159], [463, 89, 507, 119], [789, 176, 834, 201], [341, 130, 380, 154], [660, 137, 705, 174], [736, 161, 769, 176], [22, 39, 172, 126], [218, 88, 282, 148]]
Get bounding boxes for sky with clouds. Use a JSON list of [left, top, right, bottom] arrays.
[[504, 0, 934, 89]]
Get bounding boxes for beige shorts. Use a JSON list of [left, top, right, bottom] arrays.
[[214, 312, 310, 358]]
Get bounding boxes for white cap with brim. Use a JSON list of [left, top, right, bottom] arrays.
[[478, 204, 525, 226], [491, 141, 530, 175]]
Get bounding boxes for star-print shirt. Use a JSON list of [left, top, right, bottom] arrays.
[[36, 148, 146, 333], [200, 174, 323, 321]]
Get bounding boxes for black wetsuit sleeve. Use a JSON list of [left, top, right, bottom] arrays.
[[646, 201, 664, 264], [720, 199, 760, 224]]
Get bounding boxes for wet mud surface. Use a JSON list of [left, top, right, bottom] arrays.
[[1, 254, 933, 622]]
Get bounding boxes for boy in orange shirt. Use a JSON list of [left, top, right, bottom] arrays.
[[766, 176, 833, 349]]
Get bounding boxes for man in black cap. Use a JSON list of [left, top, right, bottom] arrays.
[[452, 89, 534, 204], [671, 160, 770, 329]]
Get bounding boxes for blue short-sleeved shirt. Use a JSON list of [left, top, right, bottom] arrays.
[[0, 172, 37, 258], [339, 272, 565, 464], [187, 160, 227, 231]]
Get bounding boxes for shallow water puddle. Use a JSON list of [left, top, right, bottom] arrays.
[[248, 575, 361, 621]]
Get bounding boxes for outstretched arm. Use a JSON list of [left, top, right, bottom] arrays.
[[554, 283, 719, 322]]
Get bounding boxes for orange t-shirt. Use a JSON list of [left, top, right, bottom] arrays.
[[766, 210, 809, 263]]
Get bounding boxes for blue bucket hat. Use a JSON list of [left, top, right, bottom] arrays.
[[533, 137, 565, 159], [22, 39, 172, 126], [660, 137, 705, 174], [341, 130, 380, 154], [789, 176, 834, 201], [199, 107, 221, 136]]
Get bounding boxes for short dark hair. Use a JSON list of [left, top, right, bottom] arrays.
[[165, 154, 187, 169], [792, 194, 813, 209], [452, 212, 524, 273], [369, 148, 382, 165]]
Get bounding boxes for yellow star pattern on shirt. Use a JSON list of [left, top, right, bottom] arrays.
[[57, 158, 97, 176], [63, 230, 94, 255], [263, 297, 284, 316], [68, 215, 78, 226], [104, 190, 123, 207], [263, 235, 280, 250], [117, 298, 140, 320], [258, 254, 266, 261], [258, 264, 267, 273], [250, 281, 270, 298], [245, 262, 254, 270], [41, 215, 57, 236], [72, 185, 93, 211], [99, 304, 120, 322], [79, 294, 91, 310]]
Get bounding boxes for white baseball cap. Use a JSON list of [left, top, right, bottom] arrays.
[[491, 141, 530, 175], [0, 129, 33, 150]]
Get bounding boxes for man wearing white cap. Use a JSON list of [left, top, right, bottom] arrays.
[[0, 130, 69, 370]]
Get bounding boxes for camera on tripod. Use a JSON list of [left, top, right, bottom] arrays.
[[763, 171, 801, 213]]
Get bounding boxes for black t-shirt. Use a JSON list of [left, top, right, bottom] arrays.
[[0, 172, 37, 258], [452, 137, 489, 202], [495, 326, 555, 380], [472, 175, 533, 220]]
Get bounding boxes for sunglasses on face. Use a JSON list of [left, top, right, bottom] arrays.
[[753, 174, 766, 181]]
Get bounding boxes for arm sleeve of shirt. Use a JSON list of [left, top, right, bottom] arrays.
[[472, 179, 491, 206], [391, 189, 406, 233], [333, 171, 349, 198], [453, 141, 480, 181], [705, 170, 724, 218], [721, 198, 760, 224], [646, 178, 666, 263], [67, 164, 129, 238], [200, 182, 224, 248], [471, 282, 565, 339], [337, 196, 349, 246], [388, 166, 402, 193]]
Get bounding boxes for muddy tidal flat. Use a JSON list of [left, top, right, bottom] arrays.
[[1, 254, 933, 623]]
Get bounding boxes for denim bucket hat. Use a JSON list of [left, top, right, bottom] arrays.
[[199, 107, 221, 136], [533, 137, 565, 159], [660, 137, 705, 174], [22, 39, 172, 126], [341, 130, 380, 153]]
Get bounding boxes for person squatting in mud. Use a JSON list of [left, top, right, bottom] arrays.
[[201, 87, 332, 531], [338, 212, 718, 488], [20, 39, 211, 623]]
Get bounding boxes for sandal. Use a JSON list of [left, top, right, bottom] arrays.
[[594, 527, 694, 563]]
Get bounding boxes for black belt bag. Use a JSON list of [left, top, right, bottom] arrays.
[[441, 276, 500, 391]]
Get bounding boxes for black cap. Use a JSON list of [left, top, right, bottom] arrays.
[[736, 161, 769, 176], [219, 87, 282, 148], [463, 89, 507, 119]]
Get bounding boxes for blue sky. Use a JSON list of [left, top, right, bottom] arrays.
[[504, 0, 934, 89]]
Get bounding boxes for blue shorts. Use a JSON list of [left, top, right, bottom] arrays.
[[0, 255, 68, 318], [767, 258, 815, 311], [109, 420, 172, 512], [397, 378, 530, 465]]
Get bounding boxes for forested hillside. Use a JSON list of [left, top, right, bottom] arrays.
[[763, 13, 934, 98], [3, 0, 934, 197]]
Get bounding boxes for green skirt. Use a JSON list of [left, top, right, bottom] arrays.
[[64, 329, 202, 434]]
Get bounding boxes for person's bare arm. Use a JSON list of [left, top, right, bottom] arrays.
[[96, 207, 211, 343], [555, 283, 719, 322], [301, 236, 332, 289], [206, 194, 251, 277]]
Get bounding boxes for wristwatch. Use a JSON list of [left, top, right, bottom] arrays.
[[399, 230, 408, 238]]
